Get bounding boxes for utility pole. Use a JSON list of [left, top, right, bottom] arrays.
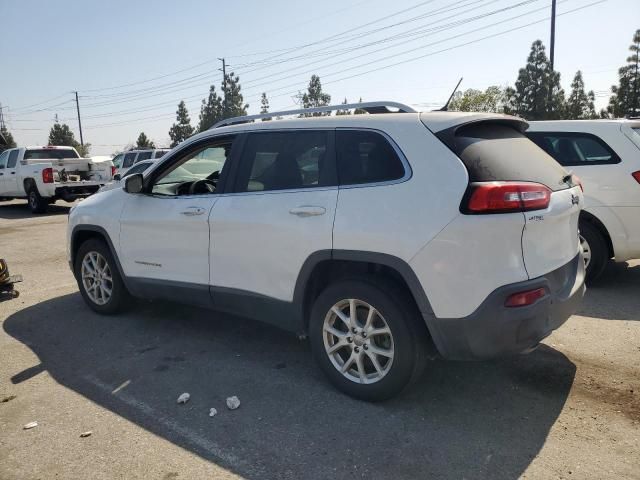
[[218, 58, 227, 114], [74, 91, 84, 146], [549, 0, 557, 70], [0, 103, 5, 130]]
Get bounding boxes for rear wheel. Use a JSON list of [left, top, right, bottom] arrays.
[[74, 238, 131, 314], [27, 188, 48, 214], [579, 220, 608, 283], [309, 278, 427, 401]]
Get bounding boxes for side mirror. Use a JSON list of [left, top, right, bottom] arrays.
[[113, 173, 121, 181], [124, 173, 143, 194]]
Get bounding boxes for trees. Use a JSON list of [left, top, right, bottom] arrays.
[[136, 132, 155, 149], [0, 125, 16, 152], [48, 123, 76, 146], [198, 85, 223, 132], [260, 92, 271, 121], [168, 101, 194, 147], [298, 75, 331, 116], [448, 86, 507, 112], [47, 122, 91, 155], [222, 72, 248, 119], [504, 40, 565, 120], [335, 97, 352, 115], [354, 97, 367, 115], [606, 29, 640, 118], [565, 71, 597, 119]]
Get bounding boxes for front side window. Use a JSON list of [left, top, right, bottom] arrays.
[[527, 132, 620, 166], [336, 130, 405, 186], [0, 151, 9, 169], [123, 152, 137, 168], [151, 141, 231, 196], [7, 150, 19, 168], [234, 130, 332, 193]]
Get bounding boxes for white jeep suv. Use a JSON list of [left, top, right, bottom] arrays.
[[527, 120, 640, 282], [67, 102, 585, 400]]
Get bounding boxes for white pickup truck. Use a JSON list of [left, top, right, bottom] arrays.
[[0, 146, 114, 213]]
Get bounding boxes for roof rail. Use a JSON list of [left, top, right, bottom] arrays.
[[210, 101, 417, 129]]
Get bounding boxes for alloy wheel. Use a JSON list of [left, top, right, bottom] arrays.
[[81, 251, 113, 305], [580, 234, 591, 269], [322, 298, 394, 384]]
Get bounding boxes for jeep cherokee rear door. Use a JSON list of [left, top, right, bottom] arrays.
[[423, 114, 582, 279], [209, 129, 337, 325]]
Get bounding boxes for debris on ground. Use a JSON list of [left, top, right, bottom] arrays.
[[80, 431, 92, 438], [1, 395, 17, 403], [177, 393, 190, 404], [23, 421, 38, 430], [209, 408, 218, 417], [226, 396, 240, 410]]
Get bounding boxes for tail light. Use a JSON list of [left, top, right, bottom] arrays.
[[111, 166, 117, 177], [572, 174, 583, 192], [505, 287, 547, 307], [42, 168, 54, 184], [632, 171, 640, 184], [466, 182, 551, 214]]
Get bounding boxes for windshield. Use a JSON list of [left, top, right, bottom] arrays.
[[24, 149, 79, 160]]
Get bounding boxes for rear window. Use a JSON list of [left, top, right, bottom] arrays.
[[24, 148, 79, 160], [451, 123, 570, 191], [526, 132, 620, 166]]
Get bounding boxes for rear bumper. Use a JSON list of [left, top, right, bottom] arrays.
[[54, 185, 101, 201], [428, 253, 585, 360]]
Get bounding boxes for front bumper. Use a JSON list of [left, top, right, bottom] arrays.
[[428, 253, 585, 360]]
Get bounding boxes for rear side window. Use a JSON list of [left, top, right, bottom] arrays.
[[7, 150, 19, 168], [123, 152, 136, 168], [336, 130, 405, 186], [234, 131, 333, 192], [136, 151, 152, 162], [526, 132, 620, 166], [451, 123, 569, 191], [154, 150, 167, 158]]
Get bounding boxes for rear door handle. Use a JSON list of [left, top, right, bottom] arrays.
[[180, 206, 206, 216], [289, 206, 326, 217]]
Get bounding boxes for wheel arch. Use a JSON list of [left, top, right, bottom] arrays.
[[580, 211, 614, 259], [71, 225, 129, 288], [294, 250, 438, 349]]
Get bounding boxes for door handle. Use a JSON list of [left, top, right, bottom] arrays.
[[289, 206, 326, 217], [180, 206, 206, 216]]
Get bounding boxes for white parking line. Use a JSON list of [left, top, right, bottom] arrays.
[[83, 374, 249, 476]]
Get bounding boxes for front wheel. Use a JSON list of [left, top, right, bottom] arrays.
[[309, 278, 427, 401], [74, 238, 131, 314]]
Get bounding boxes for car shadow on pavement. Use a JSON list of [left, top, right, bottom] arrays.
[[4, 293, 576, 480], [0, 202, 71, 219], [578, 260, 640, 321]]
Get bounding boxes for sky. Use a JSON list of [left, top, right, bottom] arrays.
[[1, 0, 638, 155]]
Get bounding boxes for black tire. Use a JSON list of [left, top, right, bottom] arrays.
[[27, 188, 48, 214], [74, 238, 131, 314], [580, 220, 608, 284], [309, 277, 428, 401]]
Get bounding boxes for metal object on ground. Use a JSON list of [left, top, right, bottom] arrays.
[[0, 259, 22, 300]]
